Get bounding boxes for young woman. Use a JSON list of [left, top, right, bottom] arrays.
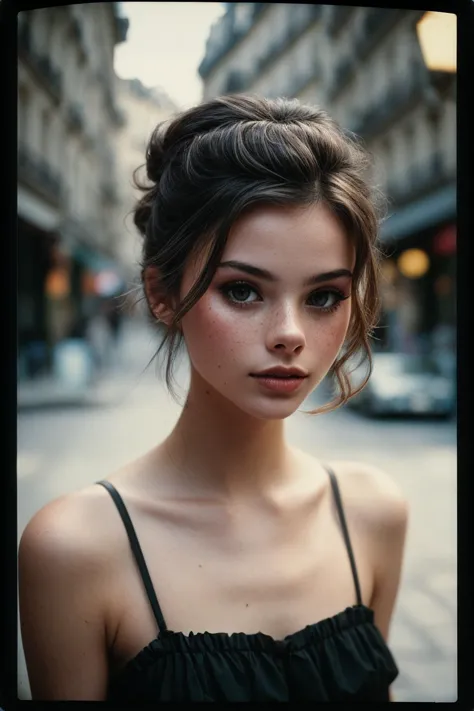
[[19, 94, 408, 702]]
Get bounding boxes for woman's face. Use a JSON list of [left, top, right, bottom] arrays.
[[179, 202, 355, 420]]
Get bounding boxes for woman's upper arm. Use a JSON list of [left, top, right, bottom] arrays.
[[18, 500, 110, 700], [368, 475, 409, 643]]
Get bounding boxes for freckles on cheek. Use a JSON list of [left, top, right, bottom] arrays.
[[184, 298, 239, 350], [315, 312, 351, 356]]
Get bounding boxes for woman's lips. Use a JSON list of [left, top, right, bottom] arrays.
[[250, 374, 307, 394]]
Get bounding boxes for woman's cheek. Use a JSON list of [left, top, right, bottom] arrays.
[[182, 295, 247, 357], [310, 306, 351, 361], [329, 304, 352, 356]]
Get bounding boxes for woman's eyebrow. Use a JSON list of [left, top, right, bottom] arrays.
[[218, 261, 353, 286]]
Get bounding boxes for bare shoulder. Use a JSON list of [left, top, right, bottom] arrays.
[[18, 483, 127, 700], [19, 482, 125, 575], [325, 459, 409, 533]]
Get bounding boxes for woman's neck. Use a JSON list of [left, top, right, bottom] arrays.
[[159, 369, 299, 501]]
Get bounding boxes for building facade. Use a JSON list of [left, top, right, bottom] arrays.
[[198, 4, 456, 367], [17, 3, 129, 380], [114, 78, 178, 290]]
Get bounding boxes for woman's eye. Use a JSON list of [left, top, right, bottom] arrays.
[[220, 283, 345, 310], [223, 283, 260, 304], [308, 290, 342, 309]]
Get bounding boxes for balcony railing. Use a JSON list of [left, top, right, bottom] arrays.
[[255, 10, 321, 80], [350, 64, 427, 138], [18, 145, 62, 207], [388, 151, 448, 206], [18, 23, 62, 103], [198, 17, 247, 79], [203, 3, 321, 83]]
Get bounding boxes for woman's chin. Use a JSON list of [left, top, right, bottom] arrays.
[[235, 395, 307, 421]]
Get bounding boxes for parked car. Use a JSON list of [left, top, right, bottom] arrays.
[[344, 352, 455, 418]]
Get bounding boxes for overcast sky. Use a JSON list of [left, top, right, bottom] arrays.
[[114, 2, 226, 109]]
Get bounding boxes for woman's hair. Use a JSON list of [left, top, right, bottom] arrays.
[[132, 93, 385, 415]]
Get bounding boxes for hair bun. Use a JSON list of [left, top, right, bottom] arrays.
[[145, 123, 168, 185]]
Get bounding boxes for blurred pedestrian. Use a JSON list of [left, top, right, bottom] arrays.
[[85, 307, 111, 374], [19, 94, 408, 703]]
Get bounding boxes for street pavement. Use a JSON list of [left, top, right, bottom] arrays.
[[17, 321, 457, 701]]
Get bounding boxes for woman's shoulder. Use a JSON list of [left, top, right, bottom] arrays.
[[326, 458, 409, 534], [19, 480, 129, 574]]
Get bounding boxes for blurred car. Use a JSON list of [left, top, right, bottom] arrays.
[[344, 352, 455, 418]]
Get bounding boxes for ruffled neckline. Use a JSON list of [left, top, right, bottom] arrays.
[[116, 604, 375, 674]]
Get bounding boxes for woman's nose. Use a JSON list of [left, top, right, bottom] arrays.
[[266, 304, 306, 354]]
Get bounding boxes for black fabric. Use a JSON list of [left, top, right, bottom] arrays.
[[98, 469, 399, 702], [96, 480, 167, 632]]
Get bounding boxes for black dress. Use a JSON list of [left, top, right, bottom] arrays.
[[97, 466, 398, 702]]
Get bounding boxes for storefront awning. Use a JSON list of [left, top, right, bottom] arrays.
[[380, 183, 456, 243]]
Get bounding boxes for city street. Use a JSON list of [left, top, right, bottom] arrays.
[[17, 323, 456, 702]]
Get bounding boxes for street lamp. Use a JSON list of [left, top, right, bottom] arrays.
[[416, 11, 456, 100], [416, 11, 456, 73]]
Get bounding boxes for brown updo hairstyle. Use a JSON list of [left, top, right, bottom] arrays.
[[132, 93, 385, 415]]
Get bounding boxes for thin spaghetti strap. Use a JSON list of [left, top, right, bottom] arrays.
[[97, 480, 168, 633], [324, 465, 363, 607]]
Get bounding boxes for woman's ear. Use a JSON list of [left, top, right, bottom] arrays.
[[143, 265, 176, 326]]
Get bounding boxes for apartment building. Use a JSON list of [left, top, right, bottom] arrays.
[[18, 3, 129, 379], [198, 4, 456, 358], [114, 77, 178, 287]]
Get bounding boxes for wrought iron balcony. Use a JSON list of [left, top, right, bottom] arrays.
[[350, 65, 427, 138], [18, 145, 62, 207], [387, 150, 447, 207], [198, 19, 247, 79]]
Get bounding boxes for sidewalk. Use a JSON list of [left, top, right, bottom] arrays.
[[18, 318, 159, 412], [17, 371, 132, 411]]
